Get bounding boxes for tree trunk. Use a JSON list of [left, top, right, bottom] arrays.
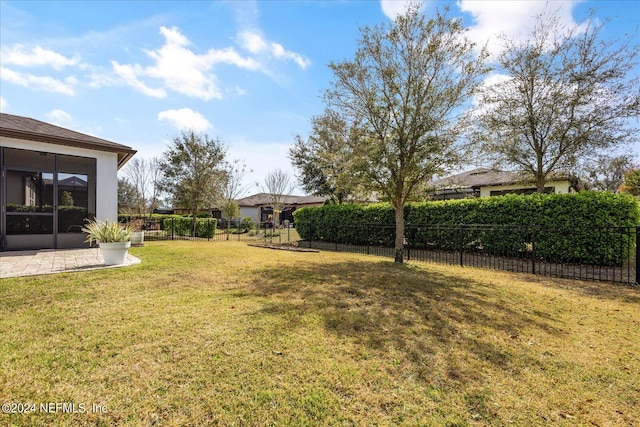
[[394, 204, 404, 263], [536, 174, 546, 193]]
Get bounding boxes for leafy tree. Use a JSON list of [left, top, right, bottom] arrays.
[[159, 130, 227, 235], [220, 199, 240, 227], [260, 169, 296, 226], [620, 169, 640, 197], [290, 110, 361, 204], [324, 5, 488, 262], [117, 178, 137, 214], [472, 9, 640, 192], [60, 191, 74, 207]]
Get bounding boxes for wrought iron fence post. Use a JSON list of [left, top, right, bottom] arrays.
[[171, 218, 174, 241], [531, 224, 536, 275], [406, 224, 410, 261], [366, 223, 370, 255], [459, 224, 464, 267]]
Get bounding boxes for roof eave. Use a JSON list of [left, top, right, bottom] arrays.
[[0, 128, 137, 168]]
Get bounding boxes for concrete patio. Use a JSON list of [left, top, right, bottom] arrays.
[[0, 248, 141, 279]]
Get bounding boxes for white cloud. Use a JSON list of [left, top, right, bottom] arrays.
[[469, 72, 512, 115], [237, 31, 310, 69], [111, 61, 167, 98], [1, 44, 80, 70], [45, 109, 73, 125], [0, 66, 75, 95], [114, 26, 260, 101], [380, 0, 425, 20], [0, 97, 7, 112], [239, 31, 268, 54], [458, 0, 580, 57], [158, 108, 213, 132]]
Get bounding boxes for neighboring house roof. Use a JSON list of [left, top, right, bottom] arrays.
[[431, 167, 577, 190], [237, 193, 327, 207], [0, 113, 136, 169]]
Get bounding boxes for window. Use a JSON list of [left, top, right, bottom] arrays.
[[2, 148, 97, 246], [489, 187, 555, 196], [5, 171, 54, 213]]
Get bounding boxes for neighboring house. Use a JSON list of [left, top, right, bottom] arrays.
[[0, 113, 136, 251], [428, 168, 581, 200], [236, 193, 327, 225]]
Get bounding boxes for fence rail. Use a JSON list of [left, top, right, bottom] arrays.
[[129, 217, 638, 286], [299, 223, 639, 286], [130, 218, 299, 245]]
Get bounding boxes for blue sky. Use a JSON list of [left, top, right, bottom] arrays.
[[1, 0, 638, 194]]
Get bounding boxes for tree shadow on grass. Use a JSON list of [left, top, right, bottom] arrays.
[[245, 259, 566, 375], [514, 272, 640, 304]]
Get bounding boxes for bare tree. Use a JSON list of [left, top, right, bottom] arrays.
[[122, 158, 148, 216], [220, 159, 251, 234], [581, 153, 638, 192], [121, 157, 164, 217], [472, 9, 640, 192], [260, 168, 296, 226], [147, 157, 164, 215]]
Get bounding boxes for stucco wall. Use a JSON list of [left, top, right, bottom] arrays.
[[239, 206, 260, 224], [480, 180, 573, 198], [0, 136, 119, 221]]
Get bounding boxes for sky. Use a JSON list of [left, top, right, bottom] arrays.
[[1, 0, 639, 195]]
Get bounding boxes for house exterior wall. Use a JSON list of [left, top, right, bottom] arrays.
[[479, 180, 573, 198], [0, 136, 118, 221], [239, 206, 260, 224]]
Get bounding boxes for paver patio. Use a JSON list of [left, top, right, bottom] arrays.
[[0, 248, 140, 279]]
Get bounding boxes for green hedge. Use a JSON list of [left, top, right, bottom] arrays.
[[293, 192, 639, 266], [169, 217, 217, 238], [118, 213, 181, 222]]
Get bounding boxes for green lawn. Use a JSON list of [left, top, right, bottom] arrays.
[[1, 241, 639, 426]]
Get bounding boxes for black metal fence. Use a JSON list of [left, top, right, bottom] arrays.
[[131, 218, 299, 245], [128, 217, 638, 286], [299, 223, 639, 286]]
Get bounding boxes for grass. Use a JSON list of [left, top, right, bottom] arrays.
[[1, 241, 639, 426]]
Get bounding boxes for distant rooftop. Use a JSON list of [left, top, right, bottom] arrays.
[[236, 193, 327, 207], [431, 168, 530, 189]]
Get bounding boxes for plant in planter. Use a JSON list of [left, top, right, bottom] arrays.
[[82, 219, 135, 265], [127, 218, 145, 246]]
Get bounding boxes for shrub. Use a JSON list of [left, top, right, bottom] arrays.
[[293, 192, 639, 265], [164, 217, 217, 238], [239, 217, 255, 232]]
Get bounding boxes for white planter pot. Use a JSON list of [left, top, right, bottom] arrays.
[[131, 231, 145, 246], [99, 241, 131, 266]]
